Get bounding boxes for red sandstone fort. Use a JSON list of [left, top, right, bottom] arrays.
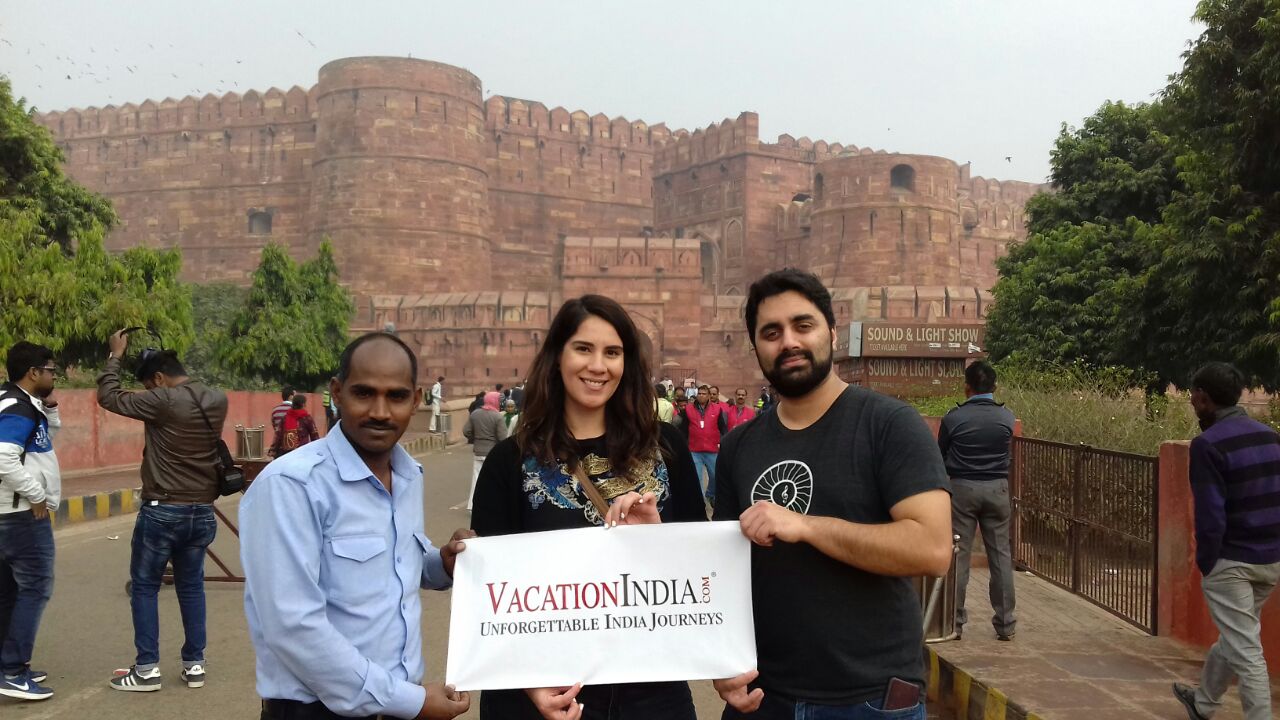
[[35, 57, 1046, 394]]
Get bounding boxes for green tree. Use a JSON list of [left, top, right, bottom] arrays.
[[1142, 0, 1280, 389], [0, 212, 193, 368], [0, 75, 192, 370], [184, 283, 266, 389], [987, 101, 1177, 373], [218, 239, 354, 389], [0, 76, 115, 251]]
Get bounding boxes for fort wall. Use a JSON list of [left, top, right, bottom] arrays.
[[34, 56, 1044, 396]]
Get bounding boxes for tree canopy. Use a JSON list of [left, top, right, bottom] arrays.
[[218, 240, 354, 390], [989, 1, 1280, 389], [0, 77, 115, 251], [0, 75, 191, 370]]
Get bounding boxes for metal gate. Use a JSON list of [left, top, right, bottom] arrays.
[[1010, 437, 1159, 632]]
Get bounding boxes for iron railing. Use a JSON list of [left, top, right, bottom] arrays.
[[1010, 437, 1159, 632]]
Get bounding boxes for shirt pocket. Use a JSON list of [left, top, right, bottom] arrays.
[[328, 534, 389, 605]]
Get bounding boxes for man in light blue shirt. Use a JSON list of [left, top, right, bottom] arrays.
[[241, 333, 472, 720]]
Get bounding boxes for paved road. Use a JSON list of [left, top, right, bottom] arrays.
[[2, 443, 728, 719]]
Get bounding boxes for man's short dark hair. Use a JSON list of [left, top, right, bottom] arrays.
[[281, 385, 296, 401], [496, 383, 504, 392], [697, 384, 710, 392], [6, 342, 53, 383], [965, 361, 997, 394], [654, 382, 667, 396], [745, 269, 837, 342], [134, 349, 186, 381], [437, 375, 445, 382], [336, 333, 418, 385], [1191, 362, 1245, 408], [291, 393, 306, 409]]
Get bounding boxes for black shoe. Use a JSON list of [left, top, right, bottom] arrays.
[[1172, 683, 1209, 720]]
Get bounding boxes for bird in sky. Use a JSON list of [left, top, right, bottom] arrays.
[[1005, 156, 1012, 162]]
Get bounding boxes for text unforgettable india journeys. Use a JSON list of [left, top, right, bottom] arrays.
[[445, 522, 756, 691]]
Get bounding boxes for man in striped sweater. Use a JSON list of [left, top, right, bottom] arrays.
[[1173, 362, 1280, 720]]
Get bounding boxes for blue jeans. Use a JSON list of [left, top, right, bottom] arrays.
[[691, 452, 717, 501], [722, 692, 925, 720], [130, 503, 216, 667], [0, 512, 55, 675]]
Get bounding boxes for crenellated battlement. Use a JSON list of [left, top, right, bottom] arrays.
[[652, 112, 762, 173], [483, 95, 678, 148], [756, 132, 858, 164], [961, 174, 1047, 204], [36, 86, 317, 140]]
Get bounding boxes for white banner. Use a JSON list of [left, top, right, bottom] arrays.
[[445, 522, 756, 691]]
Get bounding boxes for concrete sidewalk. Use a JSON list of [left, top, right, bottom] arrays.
[[927, 567, 1276, 720]]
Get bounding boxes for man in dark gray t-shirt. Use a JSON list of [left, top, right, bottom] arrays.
[[713, 270, 952, 720]]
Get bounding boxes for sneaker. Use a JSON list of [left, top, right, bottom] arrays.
[[28, 669, 47, 683], [1172, 683, 1209, 720], [0, 670, 53, 701], [181, 664, 205, 689], [109, 665, 162, 692]]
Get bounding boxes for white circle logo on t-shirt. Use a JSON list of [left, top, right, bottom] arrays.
[[750, 460, 814, 514]]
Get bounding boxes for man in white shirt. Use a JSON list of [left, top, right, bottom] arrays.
[[0, 341, 62, 702], [429, 376, 444, 433]]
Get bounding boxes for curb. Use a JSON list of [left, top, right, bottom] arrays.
[[926, 646, 1041, 720], [403, 434, 449, 455], [50, 436, 450, 528], [52, 487, 140, 527]]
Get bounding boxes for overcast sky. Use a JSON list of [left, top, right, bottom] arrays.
[[1, 1, 1201, 182]]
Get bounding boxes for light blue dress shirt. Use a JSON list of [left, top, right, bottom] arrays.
[[241, 423, 451, 719]]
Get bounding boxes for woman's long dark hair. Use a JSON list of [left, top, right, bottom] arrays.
[[516, 295, 660, 478]]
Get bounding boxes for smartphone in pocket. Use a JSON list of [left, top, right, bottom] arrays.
[[881, 677, 921, 711]]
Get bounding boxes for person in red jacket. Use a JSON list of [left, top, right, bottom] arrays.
[[725, 387, 758, 432], [272, 394, 320, 456], [680, 384, 727, 505]]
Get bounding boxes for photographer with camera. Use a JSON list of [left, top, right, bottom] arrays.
[[96, 329, 227, 694]]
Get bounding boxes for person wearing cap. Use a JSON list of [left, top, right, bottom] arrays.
[[96, 330, 227, 693]]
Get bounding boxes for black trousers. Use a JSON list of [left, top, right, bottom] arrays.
[[261, 698, 379, 720]]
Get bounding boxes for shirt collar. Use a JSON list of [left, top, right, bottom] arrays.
[[327, 421, 421, 484], [7, 383, 46, 412], [966, 393, 995, 403]]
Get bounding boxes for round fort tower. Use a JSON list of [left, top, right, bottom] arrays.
[[808, 153, 963, 287], [308, 57, 492, 296]]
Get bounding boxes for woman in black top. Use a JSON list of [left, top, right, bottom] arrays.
[[471, 294, 705, 720]]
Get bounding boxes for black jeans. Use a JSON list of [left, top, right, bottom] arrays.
[[261, 698, 379, 720]]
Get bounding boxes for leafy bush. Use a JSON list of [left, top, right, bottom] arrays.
[[909, 361, 1201, 455]]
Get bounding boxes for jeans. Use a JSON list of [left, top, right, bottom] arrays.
[[951, 477, 1016, 636], [721, 692, 925, 720], [691, 452, 717, 502], [0, 512, 55, 675], [1193, 558, 1280, 720], [130, 503, 217, 668]]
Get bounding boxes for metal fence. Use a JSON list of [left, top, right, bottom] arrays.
[[1010, 437, 1159, 632]]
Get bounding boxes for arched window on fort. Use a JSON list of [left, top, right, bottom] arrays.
[[247, 209, 273, 235], [890, 164, 916, 192], [699, 239, 718, 288], [725, 220, 744, 262], [814, 174, 824, 204]]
